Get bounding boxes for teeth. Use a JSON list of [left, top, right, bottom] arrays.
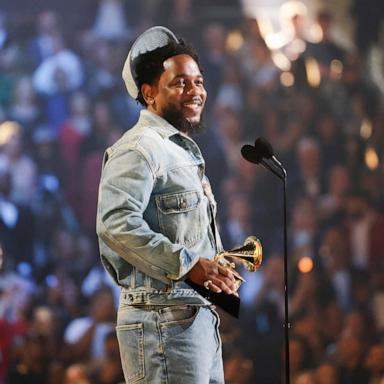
[[184, 102, 201, 107]]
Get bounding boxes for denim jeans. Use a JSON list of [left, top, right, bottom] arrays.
[[116, 296, 224, 383]]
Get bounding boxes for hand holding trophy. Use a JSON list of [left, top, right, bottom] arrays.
[[214, 236, 263, 293]]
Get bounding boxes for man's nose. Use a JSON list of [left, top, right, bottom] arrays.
[[186, 83, 204, 96]]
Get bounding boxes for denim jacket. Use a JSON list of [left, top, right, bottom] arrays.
[[96, 109, 223, 306]]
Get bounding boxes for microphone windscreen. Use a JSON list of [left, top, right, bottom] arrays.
[[254, 137, 274, 158], [241, 144, 262, 164]]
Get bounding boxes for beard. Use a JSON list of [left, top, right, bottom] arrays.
[[161, 104, 206, 135]]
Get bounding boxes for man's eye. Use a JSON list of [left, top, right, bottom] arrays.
[[196, 80, 204, 86], [175, 80, 185, 87]]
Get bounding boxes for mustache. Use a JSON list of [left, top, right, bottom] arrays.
[[161, 105, 206, 135]]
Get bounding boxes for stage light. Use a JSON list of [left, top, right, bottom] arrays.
[[360, 118, 373, 140], [280, 71, 295, 87], [308, 23, 323, 43], [279, 1, 308, 20], [226, 30, 244, 51], [330, 59, 343, 80], [305, 57, 321, 87], [298, 256, 313, 273], [265, 31, 291, 50], [365, 146, 379, 170], [0, 121, 21, 146], [273, 51, 292, 71]]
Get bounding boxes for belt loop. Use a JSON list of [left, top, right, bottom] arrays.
[[131, 266, 136, 289], [145, 274, 151, 288]]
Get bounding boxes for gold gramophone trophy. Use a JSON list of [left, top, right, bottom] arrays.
[[214, 236, 263, 292]]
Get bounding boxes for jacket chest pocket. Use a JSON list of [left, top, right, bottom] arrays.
[[156, 190, 206, 247]]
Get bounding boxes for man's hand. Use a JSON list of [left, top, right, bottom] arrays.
[[186, 258, 236, 295]]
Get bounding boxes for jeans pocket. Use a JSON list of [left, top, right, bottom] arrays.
[[116, 323, 145, 383], [159, 305, 200, 339]]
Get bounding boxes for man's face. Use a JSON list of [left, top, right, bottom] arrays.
[[147, 54, 207, 133]]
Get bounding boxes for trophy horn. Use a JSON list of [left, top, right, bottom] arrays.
[[214, 236, 262, 291]]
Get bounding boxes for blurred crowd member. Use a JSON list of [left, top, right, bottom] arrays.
[[0, 166, 34, 264], [313, 361, 339, 384], [58, 91, 91, 209], [343, 190, 384, 271], [242, 84, 265, 140], [28, 11, 62, 67], [44, 269, 82, 326], [91, 331, 124, 384], [32, 33, 83, 130], [222, 192, 253, 247], [7, 333, 50, 384], [214, 58, 244, 113], [81, 263, 119, 302], [63, 287, 115, 363], [79, 100, 118, 158], [371, 268, 384, 336], [199, 23, 227, 111], [224, 349, 254, 384], [314, 113, 344, 172], [290, 298, 322, 360], [8, 76, 41, 139], [304, 10, 346, 76], [290, 195, 318, 261], [252, 255, 285, 321], [289, 333, 314, 382], [77, 100, 121, 232], [92, 0, 133, 41], [82, 38, 127, 103], [293, 137, 324, 199], [0, 12, 10, 51], [318, 226, 351, 311], [318, 165, 351, 223], [32, 33, 83, 97], [63, 363, 91, 384], [155, 0, 198, 42], [243, 36, 279, 91], [0, 123, 37, 204], [32, 125, 62, 182], [365, 343, 384, 384], [214, 108, 243, 172], [49, 228, 93, 280], [336, 332, 370, 384], [320, 301, 344, 352]]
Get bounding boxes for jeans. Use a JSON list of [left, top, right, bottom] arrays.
[[116, 297, 224, 383]]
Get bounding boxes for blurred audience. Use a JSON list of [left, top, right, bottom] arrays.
[[0, 2, 383, 383]]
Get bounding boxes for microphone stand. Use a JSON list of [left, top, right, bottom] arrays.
[[260, 158, 291, 384]]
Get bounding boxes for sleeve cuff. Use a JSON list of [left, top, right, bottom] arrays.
[[166, 248, 199, 281]]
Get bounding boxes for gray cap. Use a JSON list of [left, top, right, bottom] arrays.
[[122, 26, 179, 99]]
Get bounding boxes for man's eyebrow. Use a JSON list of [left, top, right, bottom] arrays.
[[173, 73, 204, 78]]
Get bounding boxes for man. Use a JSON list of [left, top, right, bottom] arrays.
[[96, 26, 236, 383]]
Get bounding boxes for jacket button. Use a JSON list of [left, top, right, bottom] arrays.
[[180, 199, 187, 209]]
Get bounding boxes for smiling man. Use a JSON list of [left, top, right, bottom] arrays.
[[96, 27, 235, 383]]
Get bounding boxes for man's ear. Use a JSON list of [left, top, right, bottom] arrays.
[[141, 83, 157, 106]]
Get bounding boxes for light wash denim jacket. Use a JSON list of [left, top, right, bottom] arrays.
[[96, 109, 223, 306]]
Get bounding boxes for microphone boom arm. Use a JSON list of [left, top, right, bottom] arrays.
[[261, 158, 285, 180]]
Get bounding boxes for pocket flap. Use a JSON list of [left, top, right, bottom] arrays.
[[156, 191, 200, 213]]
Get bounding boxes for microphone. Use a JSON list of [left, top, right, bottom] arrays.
[[240, 136, 290, 384], [254, 137, 273, 158], [241, 138, 284, 179], [254, 137, 283, 168], [240, 144, 263, 164]]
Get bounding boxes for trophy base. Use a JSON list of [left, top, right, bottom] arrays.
[[186, 279, 240, 318]]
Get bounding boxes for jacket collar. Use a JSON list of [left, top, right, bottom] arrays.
[[139, 109, 181, 139]]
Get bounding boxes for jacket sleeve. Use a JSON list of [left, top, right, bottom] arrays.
[[96, 144, 199, 283]]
